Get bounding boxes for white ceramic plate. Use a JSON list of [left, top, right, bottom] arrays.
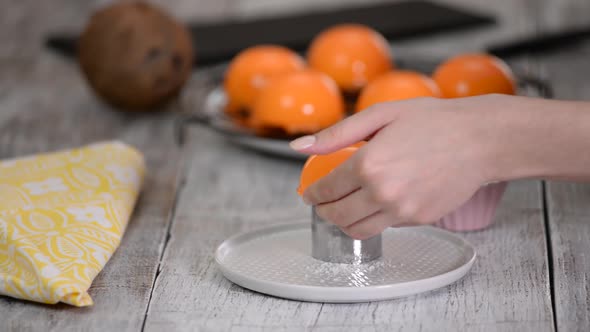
[[216, 222, 476, 303]]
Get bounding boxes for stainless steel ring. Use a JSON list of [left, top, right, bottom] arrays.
[[311, 207, 382, 264]]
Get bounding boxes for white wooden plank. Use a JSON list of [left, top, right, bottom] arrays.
[[546, 182, 590, 331], [0, 55, 184, 331], [0, 0, 192, 329], [0, 0, 559, 330], [534, 0, 590, 326], [0, 0, 242, 329], [310, 180, 552, 332], [142, 127, 314, 329], [144, 126, 553, 331], [145, 0, 554, 330]]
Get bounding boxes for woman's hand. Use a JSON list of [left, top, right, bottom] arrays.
[[290, 94, 521, 240]]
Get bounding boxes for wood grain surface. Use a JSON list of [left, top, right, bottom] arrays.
[[0, 0, 588, 330], [535, 1, 590, 327]]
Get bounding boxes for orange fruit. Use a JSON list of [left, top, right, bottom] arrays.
[[298, 142, 366, 196], [250, 69, 345, 136], [223, 45, 305, 117], [355, 70, 441, 112], [307, 24, 393, 93], [433, 53, 517, 98]]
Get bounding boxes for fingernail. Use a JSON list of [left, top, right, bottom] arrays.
[[289, 135, 316, 151]]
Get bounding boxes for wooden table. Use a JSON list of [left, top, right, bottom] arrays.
[[1, 0, 589, 331]]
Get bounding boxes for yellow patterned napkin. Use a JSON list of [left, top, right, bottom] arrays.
[[0, 141, 145, 306]]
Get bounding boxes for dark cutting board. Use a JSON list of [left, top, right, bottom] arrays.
[[45, 1, 494, 66]]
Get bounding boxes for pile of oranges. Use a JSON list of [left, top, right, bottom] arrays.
[[223, 24, 517, 138]]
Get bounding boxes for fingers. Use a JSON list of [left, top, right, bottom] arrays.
[[289, 104, 397, 154], [302, 157, 360, 204], [341, 212, 396, 240], [314, 188, 381, 228]]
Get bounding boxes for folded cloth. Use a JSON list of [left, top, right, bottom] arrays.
[[0, 141, 145, 306]]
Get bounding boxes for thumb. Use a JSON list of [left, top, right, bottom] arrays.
[[289, 105, 394, 155]]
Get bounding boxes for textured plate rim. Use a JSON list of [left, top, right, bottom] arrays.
[[215, 222, 476, 303]]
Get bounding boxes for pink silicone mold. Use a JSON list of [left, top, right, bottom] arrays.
[[436, 182, 507, 232]]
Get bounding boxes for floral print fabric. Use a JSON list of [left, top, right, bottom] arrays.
[[0, 141, 145, 306]]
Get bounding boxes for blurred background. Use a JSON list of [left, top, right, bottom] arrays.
[[3, 0, 590, 60], [1, 0, 590, 153]]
